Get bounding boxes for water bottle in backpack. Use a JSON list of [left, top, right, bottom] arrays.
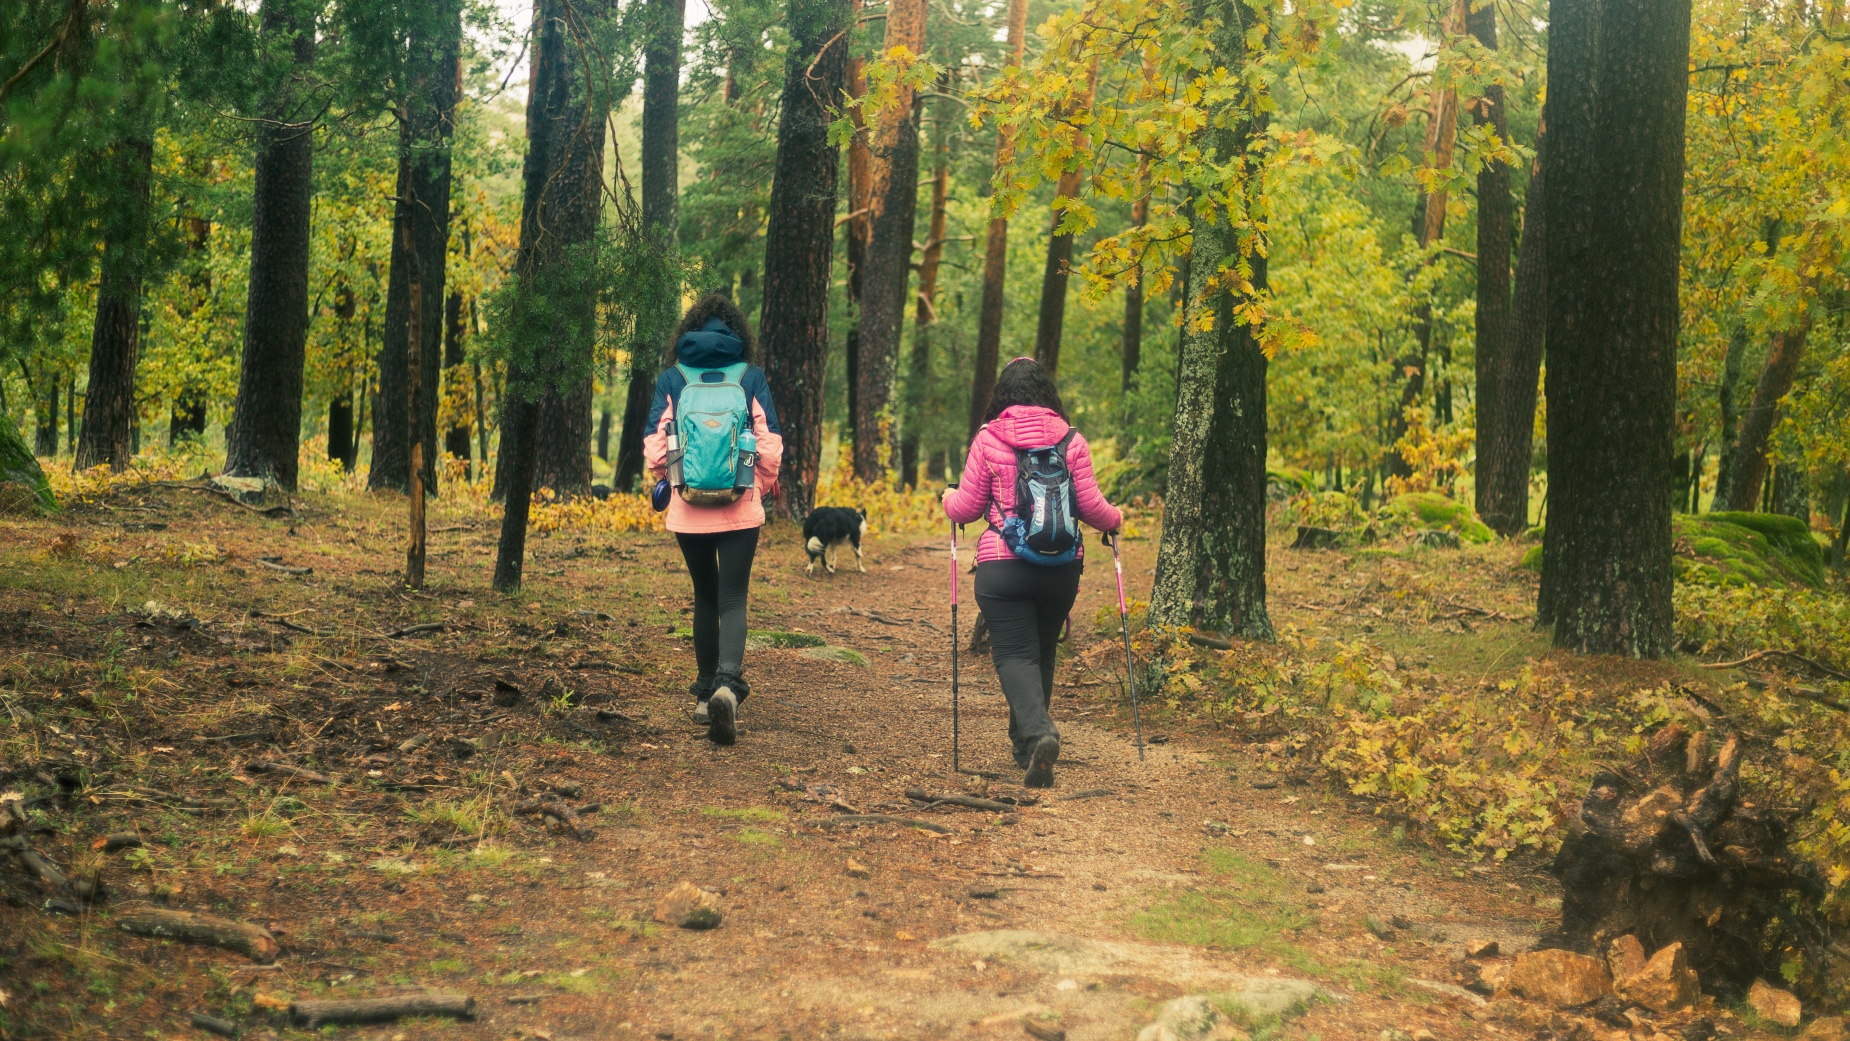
[[670, 362, 755, 507], [995, 429, 1080, 565]]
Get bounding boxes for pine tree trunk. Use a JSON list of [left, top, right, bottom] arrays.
[[224, 0, 316, 490], [1537, 0, 1687, 656], [1147, 0, 1271, 642], [851, 0, 928, 482], [1720, 315, 1813, 513], [1121, 190, 1148, 397], [28, 368, 58, 457], [1710, 324, 1749, 508], [757, 0, 850, 519], [372, 0, 460, 495], [1032, 166, 1084, 380], [328, 394, 353, 465], [614, 0, 684, 494], [443, 290, 471, 462], [76, 136, 153, 473], [1387, 0, 1465, 477], [492, 0, 614, 589], [900, 131, 949, 489], [1489, 123, 1546, 535], [1468, 2, 1520, 534], [967, 0, 1028, 439], [843, 42, 872, 453]]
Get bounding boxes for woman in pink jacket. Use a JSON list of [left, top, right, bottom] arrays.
[[643, 294, 783, 745], [944, 358, 1123, 787]]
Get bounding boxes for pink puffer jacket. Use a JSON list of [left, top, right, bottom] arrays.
[[944, 405, 1123, 563]]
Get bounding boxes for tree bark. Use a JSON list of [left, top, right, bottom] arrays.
[[968, 0, 1029, 439], [443, 290, 471, 462], [1710, 324, 1749, 508], [900, 127, 949, 487], [1720, 314, 1813, 513], [851, 0, 928, 482], [1387, 0, 1465, 477], [614, 0, 685, 493], [328, 393, 353, 466], [371, 0, 460, 496], [493, 0, 614, 589], [28, 367, 58, 456], [76, 136, 153, 472], [1537, 0, 1687, 656], [843, 36, 872, 453], [1488, 123, 1546, 535], [224, 0, 317, 491], [757, 0, 850, 519], [1147, 0, 1271, 642], [1031, 61, 1097, 382], [1468, 2, 1520, 534], [1121, 190, 1148, 397]]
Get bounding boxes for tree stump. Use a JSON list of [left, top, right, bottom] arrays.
[[1550, 725, 1819, 998]]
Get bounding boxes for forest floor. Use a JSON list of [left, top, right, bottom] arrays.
[[0, 481, 1793, 1040]]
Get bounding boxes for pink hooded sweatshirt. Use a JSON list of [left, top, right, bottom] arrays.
[[944, 405, 1123, 563]]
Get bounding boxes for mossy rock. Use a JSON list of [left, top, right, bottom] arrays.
[[0, 419, 55, 514], [1519, 544, 1543, 573], [1266, 468, 1315, 503], [1675, 513, 1824, 588], [1379, 492, 1494, 544]]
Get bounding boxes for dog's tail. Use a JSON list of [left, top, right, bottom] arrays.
[[805, 536, 824, 555]]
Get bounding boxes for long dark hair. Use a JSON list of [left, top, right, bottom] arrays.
[[661, 292, 757, 367], [983, 357, 1065, 423]]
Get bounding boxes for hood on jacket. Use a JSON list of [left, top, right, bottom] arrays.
[[986, 405, 1071, 449], [675, 317, 745, 368]]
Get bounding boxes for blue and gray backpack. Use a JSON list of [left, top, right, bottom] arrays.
[[668, 362, 758, 506], [993, 429, 1080, 565]]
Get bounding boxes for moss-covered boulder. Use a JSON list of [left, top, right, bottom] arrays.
[[1380, 492, 1493, 544], [1518, 514, 1824, 588], [0, 419, 55, 514], [1676, 512, 1824, 588]]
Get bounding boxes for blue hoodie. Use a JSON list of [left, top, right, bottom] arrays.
[[644, 317, 782, 436]]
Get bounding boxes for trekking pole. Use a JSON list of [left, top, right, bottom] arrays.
[[949, 519, 961, 774], [1109, 531, 1145, 761]]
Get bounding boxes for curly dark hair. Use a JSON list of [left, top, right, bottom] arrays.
[[661, 292, 756, 368], [983, 357, 1065, 423]]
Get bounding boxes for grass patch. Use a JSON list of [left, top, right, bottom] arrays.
[[800, 646, 867, 666], [1132, 851, 1316, 970], [735, 827, 782, 846], [700, 806, 786, 823]]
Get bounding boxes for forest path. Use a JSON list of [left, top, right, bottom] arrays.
[[0, 497, 1562, 1041], [506, 527, 1556, 1041]]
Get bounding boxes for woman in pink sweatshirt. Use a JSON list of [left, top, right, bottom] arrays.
[[944, 358, 1123, 787], [643, 294, 783, 745]]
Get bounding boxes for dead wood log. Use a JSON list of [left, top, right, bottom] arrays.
[[289, 993, 475, 1027], [245, 761, 333, 785], [384, 622, 445, 638], [1702, 648, 1850, 683], [815, 814, 952, 835], [189, 1012, 238, 1037], [3, 836, 70, 891], [1290, 525, 1343, 550], [116, 908, 281, 963], [1551, 725, 1819, 999], [513, 799, 593, 840], [256, 556, 312, 575], [904, 788, 1016, 813]]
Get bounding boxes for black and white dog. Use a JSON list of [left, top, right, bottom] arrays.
[[803, 507, 867, 575]]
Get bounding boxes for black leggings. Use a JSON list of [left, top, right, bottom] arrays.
[[973, 558, 1082, 762], [676, 527, 760, 699]]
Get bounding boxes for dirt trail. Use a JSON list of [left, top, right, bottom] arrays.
[[0, 505, 1564, 1040], [448, 529, 1554, 1041]]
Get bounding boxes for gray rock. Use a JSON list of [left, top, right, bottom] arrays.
[[1134, 982, 1321, 1041]]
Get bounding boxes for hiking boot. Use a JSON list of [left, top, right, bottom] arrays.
[[1023, 734, 1060, 788], [707, 687, 738, 746], [689, 678, 713, 723]]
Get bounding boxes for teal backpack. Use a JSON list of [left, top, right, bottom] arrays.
[[668, 362, 758, 506]]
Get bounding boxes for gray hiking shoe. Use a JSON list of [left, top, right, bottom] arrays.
[[1024, 734, 1060, 788], [693, 698, 710, 724], [707, 687, 737, 746]]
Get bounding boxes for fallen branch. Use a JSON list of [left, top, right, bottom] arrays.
[[1702, 648, 1850, 683], [116, 908, 280, 963], [1062, 788, 1117, 801], [189, 1013, 238, 1038], [290, 993, 475, 1027], [1187, 633, 1233, 650], [384, 622, 445, 639], [815, 814, 952, 835], [2, 836, 70, 890], [245, 761, 333, 785], [835, 605, 944, 634], [903, 788, 1015, 813], [513, 800, 593, 840], [151, 481, 296, 518], [256, 557, 312, 576]]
